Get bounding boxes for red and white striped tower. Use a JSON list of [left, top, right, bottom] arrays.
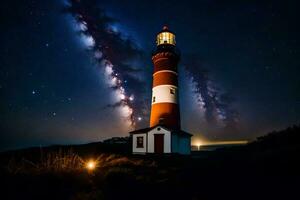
[[150, 26, 181, 129]]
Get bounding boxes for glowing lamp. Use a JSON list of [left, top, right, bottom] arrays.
[[86, 160, 96, 171], [156, 26, 176, 46]]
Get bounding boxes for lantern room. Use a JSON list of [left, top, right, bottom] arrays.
[[156, 26, 176, 46]]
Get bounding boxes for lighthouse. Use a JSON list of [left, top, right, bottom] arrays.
[[150, 26, 180, 129], [130, 26, 192, 155]]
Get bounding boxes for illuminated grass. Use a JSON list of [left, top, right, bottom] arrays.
[[5, 149, 155, 174]]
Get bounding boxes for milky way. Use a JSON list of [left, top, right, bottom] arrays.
[[65, 0, 148, 128], [183, 56, 239, 134]]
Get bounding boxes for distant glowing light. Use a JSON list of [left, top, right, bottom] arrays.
[[85, 160, 97, 171], [196, 142, 202, 151], [192, 139, 204, 151], [138, 117, 142, 121], [32, 90, 36, 95], [205, 140, 248, 146], [192, 140, 248, 151]]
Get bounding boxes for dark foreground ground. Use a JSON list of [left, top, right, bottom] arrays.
[[1, 125, 300, 200]]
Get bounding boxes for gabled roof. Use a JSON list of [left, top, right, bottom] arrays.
[[129, 124, 164, 134], [129, 124, 192, 137], [129, 127, 154, 134]]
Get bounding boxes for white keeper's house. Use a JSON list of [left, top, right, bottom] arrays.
[[130, 124, 192, 155]]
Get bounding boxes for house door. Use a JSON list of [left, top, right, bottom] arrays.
[[154, 134, 164, 153]]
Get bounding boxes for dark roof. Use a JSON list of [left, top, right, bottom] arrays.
[[129, 124, 192, 137], [129, 127, 154, 134], [158, 25, 175, 34], [178, 130, 193, 137]]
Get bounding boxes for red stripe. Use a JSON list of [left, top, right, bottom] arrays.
[[153, 72, 178, 87]]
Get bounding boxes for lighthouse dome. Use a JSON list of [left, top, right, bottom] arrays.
[[156, 26, 176, 46]]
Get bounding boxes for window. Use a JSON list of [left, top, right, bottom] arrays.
[[152, 96, 156, 103], [170, 88, 175, 94], [136, 136, 144, 148], [157, 32, 176, 46], [157, 128, 161, 131]]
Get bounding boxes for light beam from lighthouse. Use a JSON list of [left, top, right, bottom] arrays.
[[150, 26, 181, 130]]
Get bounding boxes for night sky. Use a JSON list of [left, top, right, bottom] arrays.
[[1, 0, 299, 151]]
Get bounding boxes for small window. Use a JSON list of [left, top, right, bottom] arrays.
[[157, 128, 161, 131], [136, 136, 144, 148], [152, 96, 156, 103], [170, 88, 175, 94]]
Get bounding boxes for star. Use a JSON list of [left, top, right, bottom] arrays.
[[32, 90, 36, 95], [53, 112, 57, 116], [129, 95, 134, 101], [45, 43, 49, 47]]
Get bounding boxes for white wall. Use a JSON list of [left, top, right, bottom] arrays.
[[147, 126, 171, 153], [152, 85, 178, 104], [132, 133, 147, 154]]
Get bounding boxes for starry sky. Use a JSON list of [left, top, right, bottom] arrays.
[[1, 0, 299, 151]]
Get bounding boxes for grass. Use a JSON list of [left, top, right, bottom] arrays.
[[5, 149, 155, 175], [1, 125, 300, 199], [1, 149, 158, 200]]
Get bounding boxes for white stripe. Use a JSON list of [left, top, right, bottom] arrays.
[[152, 84, 178, 89], [152, 85, 178, 104], [153, 70, 178, 76]]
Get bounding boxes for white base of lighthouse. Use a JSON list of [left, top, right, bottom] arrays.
[[130, 125, 191, 155]]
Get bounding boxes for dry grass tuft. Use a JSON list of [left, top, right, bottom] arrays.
[[5, 149, 155, 175], [7, 149, 84, 174]]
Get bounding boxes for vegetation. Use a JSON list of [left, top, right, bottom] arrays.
[[0, 125, 299, 200], [5, 150, 154, 175]]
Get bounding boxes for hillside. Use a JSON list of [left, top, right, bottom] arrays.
[[0, 125, 299, 200]]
